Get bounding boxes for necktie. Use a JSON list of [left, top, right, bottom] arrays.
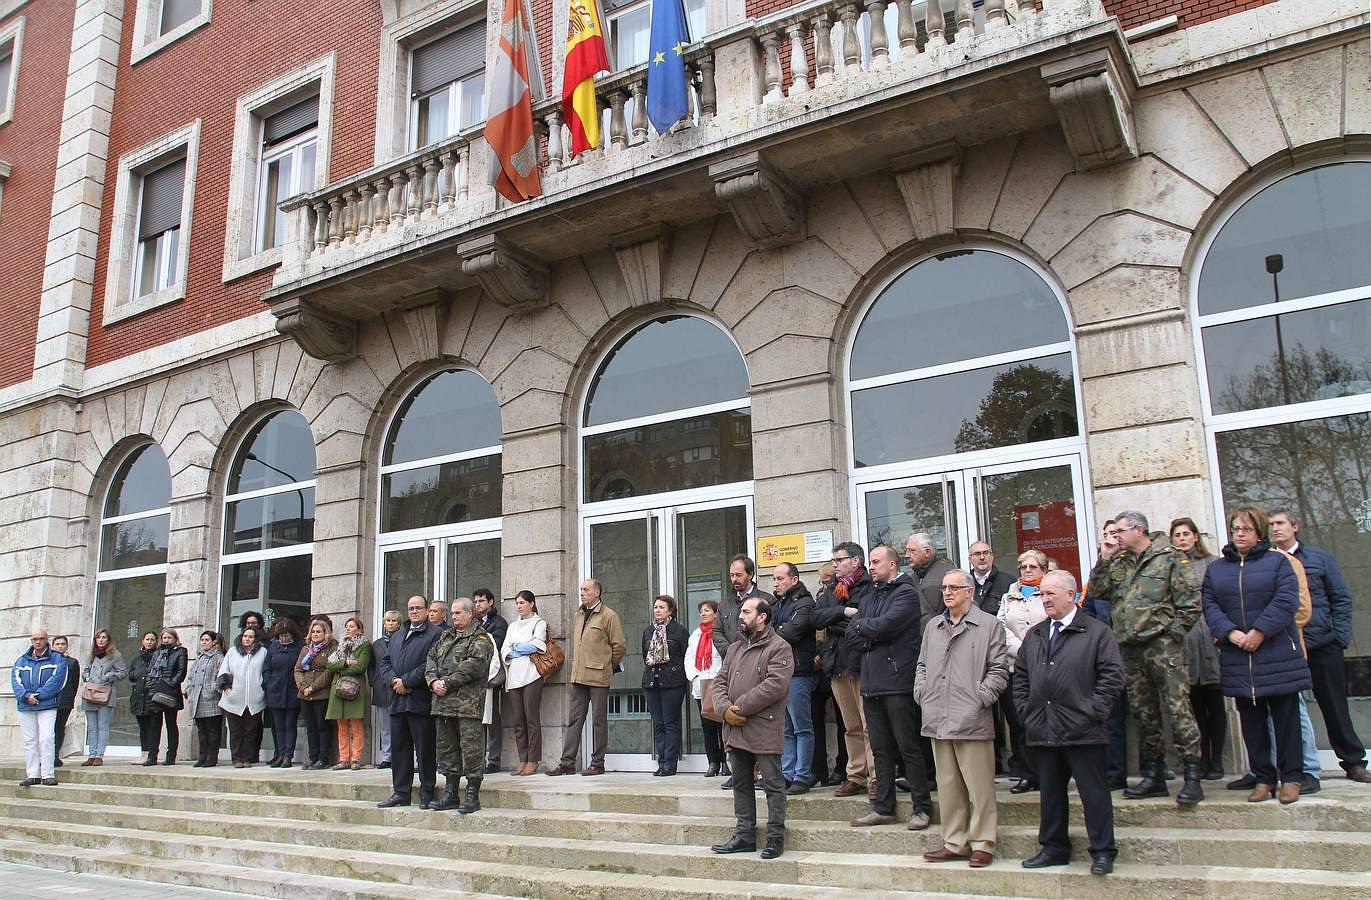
[[1049, 620, 1062, 654]]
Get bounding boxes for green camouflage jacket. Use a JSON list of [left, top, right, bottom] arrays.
[[1087, 533, 1200, 646], [424, 622, 492, 718]]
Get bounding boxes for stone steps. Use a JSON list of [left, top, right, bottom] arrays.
[[2, 763, 1369, 899]]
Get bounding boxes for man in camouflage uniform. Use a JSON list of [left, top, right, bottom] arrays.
[[426, 597, 493, 814], [1086, 510, 1204, 806]]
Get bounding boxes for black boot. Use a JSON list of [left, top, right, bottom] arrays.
[[457, 777, 482, 815], [1176, 761, 1205, 806], [705, 762, 720, 778], [143, 752, 157, 767], [1123, 761, 1168, 799], [431, 779, 462, 811], [719, 760, 731, 777]]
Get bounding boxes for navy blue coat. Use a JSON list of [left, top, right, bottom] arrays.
[[262, 638, 302, 709], [847, 572, 922, 697], [380, 621, 444, 715], [1288, 544, 1353, 651], [1202, 541, 1311, 700]]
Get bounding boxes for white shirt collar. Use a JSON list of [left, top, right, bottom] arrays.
[[1051, 607, 1077, 630]]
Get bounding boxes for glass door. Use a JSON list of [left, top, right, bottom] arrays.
[[859, 471, 969, 564], [586, 497, 752, 771]]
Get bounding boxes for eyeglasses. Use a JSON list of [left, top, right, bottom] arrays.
[[1231, 525, 1257, 534], [940, 586, 971, 594], [831, 555, 851, 563]]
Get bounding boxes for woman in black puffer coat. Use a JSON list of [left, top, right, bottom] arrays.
[[145, 629, 188, 765], [1202, 505, 1311, 805]]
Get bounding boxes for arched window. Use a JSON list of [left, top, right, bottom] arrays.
[[94, 442, 170, 749], [219, 409, 316, 631], [376, 369, 502, 617], [1197, 160, 1371, 686], [845, 248, 1088, 585], [582, 315, 752, 502]]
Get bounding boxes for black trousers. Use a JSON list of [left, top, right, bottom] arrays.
[[1308, 643, 1368, 772], [644, 684, 686, 768], [810, 677, 831, 779], [1034, 744, 1115, 859], [246, 711, 265, 761], [1189, 684, 1227, 772], [300, 698, 330, 764], [53, 706, 73, 758], [194, 715, 223, 764], [148, 708, 178, 758], [864, 693, 930, 815], [136, 713, 155, 752], [728, 748, 785, 843], [226, 710, 263, 764], [391, 711, 437, 802], [268, 706, 298, 761], [1104, 692, 1129, 781], [1001, 674, 1036, 780], [695, 699, 724, 765], [1237, 692, 1303, 785]]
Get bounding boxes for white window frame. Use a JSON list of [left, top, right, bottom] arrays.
[[604, 0, 705, 70], [407, 62, 485, 152], [0, 15, 23, 126], [255, 131, 318, 254], [373, 0, 490, 164], [0, 160, 10, 220], [222, 55, 335, 282], [103, 120, 200, 325], [1191, 156, 1371, 531], [130, 0, 211, 65]]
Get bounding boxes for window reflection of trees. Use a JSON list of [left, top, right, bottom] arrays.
[[584, 410, 752, 502], [954, 364, 1078, 453]]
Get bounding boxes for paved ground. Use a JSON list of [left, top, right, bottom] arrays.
[[0, 860, 257, 899]]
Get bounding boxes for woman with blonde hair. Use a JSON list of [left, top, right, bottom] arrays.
[[327, 616, 372, 770], [998, 549, 1049, 794], [295, 618, 337, 770]]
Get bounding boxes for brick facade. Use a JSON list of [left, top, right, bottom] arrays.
[[1102, 0, 1278, 31]]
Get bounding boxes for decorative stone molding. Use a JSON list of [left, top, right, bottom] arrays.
[[273, 298, 358, 362], [1042, 48, 1138, 171], [890, 142, 961, 241], [613, 226, 671, 307], [400, 290, 451, 360], [709, 152, 805, 250], [458, 234, 549, 312]]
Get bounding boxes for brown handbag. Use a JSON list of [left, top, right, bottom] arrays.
[[530, 637, 565, 678], [82, 682, 112, 705], [700, 678, 722, 722]]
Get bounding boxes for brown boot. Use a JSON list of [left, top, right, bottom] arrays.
[[1278, 781, 1301, 805], [1248, 783, 1274, 802]]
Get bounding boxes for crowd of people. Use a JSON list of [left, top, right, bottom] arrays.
[[12, 502, 1367, 872]]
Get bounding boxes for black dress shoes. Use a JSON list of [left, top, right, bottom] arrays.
[[1021, 851, 1070, 869], [760, 838, 784, 860], [1009, 779, 1038, 794], [705, 762, 720, 778], [711, 834, 757, 854], [1299, 773, 1321, 795], [785, 781, 809, 795], [376, 793, 411, 808], [1090, 855, 1114, 876], [1227, 773, 1257, 790]]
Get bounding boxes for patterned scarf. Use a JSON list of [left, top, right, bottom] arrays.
[[300, 640, 326, 671], [833, 565, 868, 601], [646, 622, 670, 666], [695, 622, 714, 670], [328, 635, 363, 666]]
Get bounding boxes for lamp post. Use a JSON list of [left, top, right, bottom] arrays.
[[1265, 253, 1310, 524]]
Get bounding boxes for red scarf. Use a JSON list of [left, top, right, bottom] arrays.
[[833, 565, 867, 601], [1019, 573, 1043, 588], [695, 622, 714, 670]]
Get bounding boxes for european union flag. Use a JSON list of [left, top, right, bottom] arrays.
[[646, 0, 690, 134]]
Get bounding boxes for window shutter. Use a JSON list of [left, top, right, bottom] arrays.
[[138, 158, 186, 240], [410, 23, 485, 98], [263, 96, 319, 147], [160, 0, 201, 34]]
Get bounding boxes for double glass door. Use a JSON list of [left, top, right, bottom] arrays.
[[858, 456, 1090, 586], [583, 498, 752, 771], [378, 532, 502, 627]]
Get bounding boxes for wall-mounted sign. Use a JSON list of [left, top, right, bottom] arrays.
[[756, 530, 834, 566]]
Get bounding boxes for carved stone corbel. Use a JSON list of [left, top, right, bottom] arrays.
[[400, 289, 451, 360], [458, 234, 549, 312], [273, 298, 358, 363], [709, 152, 805, 250], [613, 225, 671, 307], [890, 141, 961, 241], [1042, 48, 1138, 171]]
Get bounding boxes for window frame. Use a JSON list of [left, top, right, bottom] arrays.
[[406, 22, 488, 151], [604, 0, 705, 71], [130, 0, 211, 65], [103, 120, 200, 325], [0, 15, 23, 126], [96, 444, 173, 582], [222, 55, 334, 282]]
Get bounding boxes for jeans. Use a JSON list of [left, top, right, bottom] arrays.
[[374, 706, 391, 763], [644, 684, 687, 769], [782, 673, 817, 785], [85, 705, 114, 758]]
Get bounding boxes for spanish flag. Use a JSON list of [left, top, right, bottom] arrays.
[[563, 0, 610, 157]]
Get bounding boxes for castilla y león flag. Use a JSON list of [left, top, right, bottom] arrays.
[[486, 0, 544, 203], [562, 0, 610, 157]]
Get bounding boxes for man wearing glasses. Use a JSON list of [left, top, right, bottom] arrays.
[[811, 543, 876, 798], [377, 595, 444, 808], [13, 628, 66, 786], [1087, 510, 1205, 806]]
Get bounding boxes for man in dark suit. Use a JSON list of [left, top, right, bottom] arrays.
[[368, 609, 401, 768], [1015, 570, 1126, 876], [377, 595, 444, 809], [969, 542, 1014, 775], [473, 588, 508, 772]]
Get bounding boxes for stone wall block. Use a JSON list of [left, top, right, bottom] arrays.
[[503, 466, 565, 515], [500, 553, 567, 602], [753, 469, 845, 531], [751, 420, 841, 479], [498, 388, 565, 436], [1082, 363, 1202, 432], [661, 219, 715, 302], [1088, 419, 1206, 488], [437, 286, 482, 361], [273, 341, 305, 404], [1091, 476, 1214, 538], [1068, 265, 1184, 327], [165, 558, 208, 599], [500, 508, 568, 556], [1051, 213, 1190, 291], [1022, 169, 1112, 262], [1263, 46, 1345, 151], [225, 353, 258, 412], [122, 384, 147, 441], [310, 394, 372, 455], [750, 377, 839, 433], [311, 536, 365, 580], [988, 130, 1073, 240], [1111, 155, 1214, 231], [287, 353, 327, 411], [314, 497, 363, 542], [459, 297, 512, 372], [551, 258, 611, 341], [1134, 91, 1246, 195], [745, 334, 830, 387], [165, 430, 217, 490], [501, 428, 563, 475], [480, 316, 537, 387], [252, 343, 282, 407], [846, 171, 916, 252], [311, 573, 367, 613], [315, 426, 366, 472], [525, 306, 591, 374], [581, 248, 633, 320], [1077, 313, 1190, 379], [204, 361, 245, 434], [1185, 69, 1288, 167], [490, 348, 573, 411], [780, 237, 862, 306], [687, 217, 755, 311], [355, 320, 404, 393], [1345, 41, 1371, 136], [100, 391, 127, 444], [712, 249, 782, 328], [805, 183, 887, 276], [733, 286, 842, 357]]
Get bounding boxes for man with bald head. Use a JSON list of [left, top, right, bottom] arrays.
[[13, 628, 66, 786]]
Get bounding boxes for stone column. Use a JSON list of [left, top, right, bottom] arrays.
[[309, 462, 370, 624]]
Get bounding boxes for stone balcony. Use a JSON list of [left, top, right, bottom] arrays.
[[265, 0, 1137, 361]]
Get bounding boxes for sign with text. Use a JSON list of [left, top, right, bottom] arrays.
[[756, 530, 833, 566]]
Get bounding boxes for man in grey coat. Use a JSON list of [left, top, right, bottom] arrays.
[[710, 597, 794, 860], [914, 569, 1010, 868]]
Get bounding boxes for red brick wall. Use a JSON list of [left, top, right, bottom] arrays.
[[84, 0, 384, 368], [0, 0, 77, 389], [1103, 0, 1278, 31]]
